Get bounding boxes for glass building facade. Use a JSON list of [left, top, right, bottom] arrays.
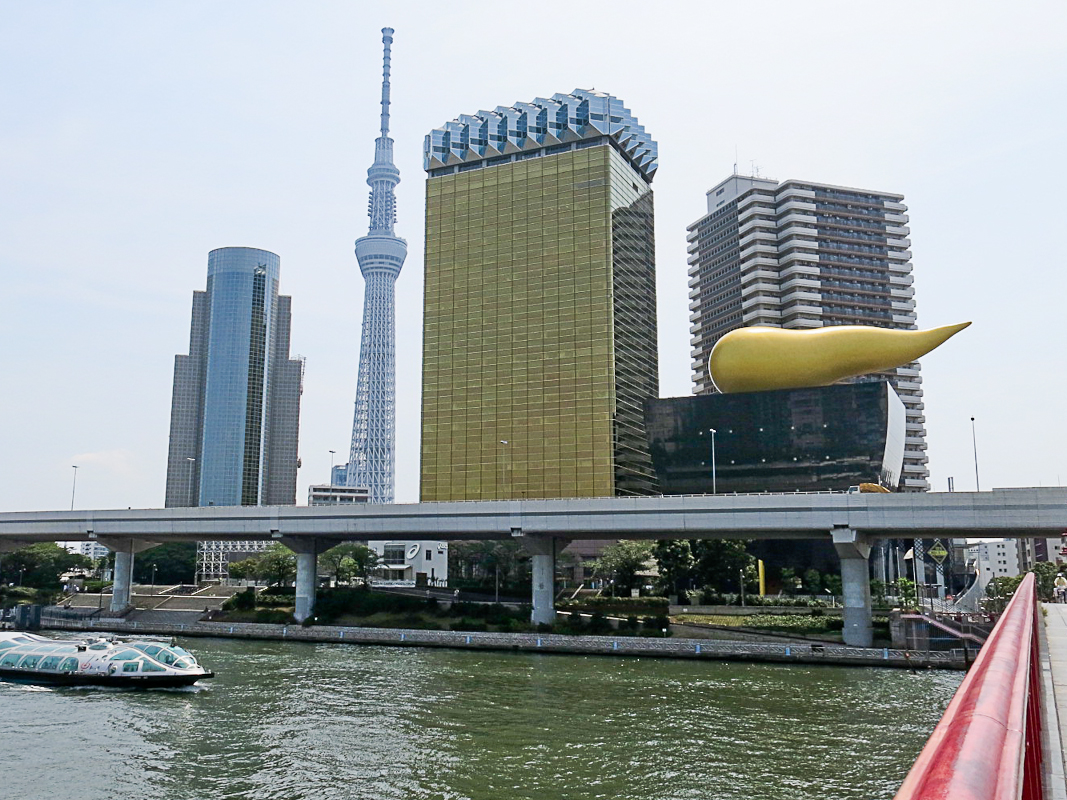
[[165, 247, 304, 578], [420, 90, 659, 501], [645, 381, 906, 495]]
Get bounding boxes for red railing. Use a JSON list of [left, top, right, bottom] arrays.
[[894, 572, 1043, 800]]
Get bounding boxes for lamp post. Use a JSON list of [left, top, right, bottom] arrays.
[[151, 563, 157, 594], [329, 450, 337, 487], [970, 416, 980, 491], [709, 428, 717, 494], [70, 465, 79, 511]]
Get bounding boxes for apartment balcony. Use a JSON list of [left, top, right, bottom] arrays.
[[776, 211, 818, 228], [738, 217, 776, 235], [892, 314, 917, 326], [742, 308, 782, 323], [884, 201, 907, 212], [776, 200, 817, 217], [904, 436, 928, 448], [889, 274, 914, 285], [887, 249, 913, 261], [739, 256, 779, 272], [739, 231, 777, 249], [892, 300, 917, 311], [886, 225, 911, 236]]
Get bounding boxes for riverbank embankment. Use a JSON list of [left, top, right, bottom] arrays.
[[38, 614, 967, 670]]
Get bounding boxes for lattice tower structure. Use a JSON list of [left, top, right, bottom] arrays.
[[346, 27, 407, 503]]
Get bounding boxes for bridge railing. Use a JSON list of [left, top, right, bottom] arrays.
[[894, 572, 1043, 800]]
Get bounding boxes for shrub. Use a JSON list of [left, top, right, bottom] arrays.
[[588, 612, 612, 635], [451, 618, 489, 632], [224, 588, 257, 612], [254, 609, 293, 624]]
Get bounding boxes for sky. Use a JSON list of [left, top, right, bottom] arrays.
[[1, 0, 1065, 513]]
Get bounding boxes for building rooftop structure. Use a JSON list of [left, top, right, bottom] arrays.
[[424, 89, 658, 181]]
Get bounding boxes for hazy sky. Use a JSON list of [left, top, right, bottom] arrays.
[[2, 1, 1064, 512]]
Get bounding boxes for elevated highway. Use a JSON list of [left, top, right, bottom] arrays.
[[2, 488, 1064, 647]]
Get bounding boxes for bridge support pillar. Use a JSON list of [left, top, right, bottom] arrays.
[[832, 528, 873, 648], [112, 550, 134, 612], [283, 537, 320, 623], [98, 537, 157, 613], [522, 536, 567, 627]]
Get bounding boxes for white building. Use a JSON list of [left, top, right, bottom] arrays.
[[968, 540, 1020, 588], [687, 174, 928, 491], [309, 475, 447, 585]]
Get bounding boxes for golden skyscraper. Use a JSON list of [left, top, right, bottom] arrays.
[[421, 90, 658, 501]]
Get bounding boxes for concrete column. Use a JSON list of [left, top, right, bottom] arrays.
[[522, 536, 563, 627], [832, 528, 873, 648], [283, 537, 320, 624], [111, 550, 134, 612]]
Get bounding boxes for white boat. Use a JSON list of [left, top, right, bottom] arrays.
[[0, 632, 213, 687]]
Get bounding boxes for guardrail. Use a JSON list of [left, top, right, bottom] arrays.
[[894, 572, 1043, 799]]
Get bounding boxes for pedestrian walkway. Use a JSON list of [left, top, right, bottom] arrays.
[[1040, 604, 1067, 798]]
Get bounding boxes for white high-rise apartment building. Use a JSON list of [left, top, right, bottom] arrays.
[[687, 174, 928, 491], [968, 540, 1020, 589]]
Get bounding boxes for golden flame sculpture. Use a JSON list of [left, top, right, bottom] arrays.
[[708, 322, 971, 394]]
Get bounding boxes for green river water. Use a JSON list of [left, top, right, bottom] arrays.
[[0, 634, 960, 800]]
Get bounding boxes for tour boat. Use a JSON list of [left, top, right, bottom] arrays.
[[0, 632, 213, 687]]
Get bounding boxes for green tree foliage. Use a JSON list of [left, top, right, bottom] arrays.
[[133, 543, 196, 585], [895, 578, 918, 609], [592, 540, 654, 593], [448, 540, 531, 591], [823, 574, 843, 597], [319, 544, 379, 586], [652, 540, 694, 596], [223, 544, 297, 587], [802, 568, 823, 594], [692, 540, 754, 594], [0, 543, 91, 589]]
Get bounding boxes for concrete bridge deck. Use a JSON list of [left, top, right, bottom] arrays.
[[3, 488, 1064, 648]]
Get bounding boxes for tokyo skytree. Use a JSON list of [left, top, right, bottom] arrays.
[[346, 27, 406, 503]]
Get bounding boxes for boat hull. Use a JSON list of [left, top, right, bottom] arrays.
[[0, 668, 213, 688]]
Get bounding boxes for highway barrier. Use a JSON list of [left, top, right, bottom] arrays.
[[894, 572, 1043, 799]]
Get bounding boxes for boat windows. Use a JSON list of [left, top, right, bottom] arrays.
[[122, 661, 140, 673], [38, 656, 62, 671], [0, 641, 17, 651], [173, 659, 192, 669], [59, 657, 79, 672], [141, 660, 166, 673], [109, 650, 141, 661], [157, 650, 177, 665], [18, 655, 41, 670], [0, 652, 21, 668], [134, 644, 163, 657]]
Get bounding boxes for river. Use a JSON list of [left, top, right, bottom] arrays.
[[0, 634, 960, 800]]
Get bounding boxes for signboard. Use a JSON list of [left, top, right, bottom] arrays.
[[928, 540, 949, 564]]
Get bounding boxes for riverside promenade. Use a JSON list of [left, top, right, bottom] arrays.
[[37, 611, 966, 670], [1041, 604, 1067, 798]]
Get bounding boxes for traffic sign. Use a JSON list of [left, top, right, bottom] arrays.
[[928, 540, 949, 564]]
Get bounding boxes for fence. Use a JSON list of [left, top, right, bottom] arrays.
[[894, 572, 1043, 799]]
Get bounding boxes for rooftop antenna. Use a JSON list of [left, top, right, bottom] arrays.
[[380, 27, 393, 137], [734, 145, 738, 176]]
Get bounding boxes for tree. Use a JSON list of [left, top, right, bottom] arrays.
[[592, 540, 654, 594], [895, 578, 918, 610], [257, 545, 296, 588], [802, 568, 823, 594], [133, 543, 196, 585], [823, 574, 843, 597], [320, 544, 378, 586], [691, 540, 754, 593], [652, 540, 694, 596], [1031, 561, 1059, 602], [0, 543, 91, 589]]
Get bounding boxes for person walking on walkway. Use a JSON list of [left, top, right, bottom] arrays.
[[1054, 573, 1067, 603]]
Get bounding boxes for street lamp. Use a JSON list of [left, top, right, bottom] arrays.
[[329, 450, 337, 487], [709, 428, 718, 494], [17, 568, 24, 587], [970, 416, 980, 491], [150, 563, 157, 594], [70, 465, 79, 511]]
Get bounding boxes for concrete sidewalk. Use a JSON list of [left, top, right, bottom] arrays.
[[1040, 604, 1067, 798]]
